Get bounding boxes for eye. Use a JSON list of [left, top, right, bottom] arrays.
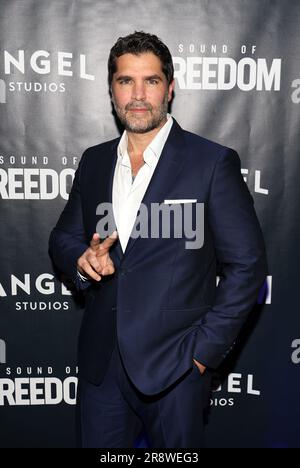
[[120, 79, 131, 84], [148, 79, 159, 85]]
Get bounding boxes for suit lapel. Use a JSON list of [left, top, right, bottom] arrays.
[[97, 118, 187, 263], [86, 137, 123, 263], [107, 139, 124, 262], [122, 117, 186, 259]]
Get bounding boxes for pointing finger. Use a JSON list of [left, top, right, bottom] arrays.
[[99, 230, 118, 251]]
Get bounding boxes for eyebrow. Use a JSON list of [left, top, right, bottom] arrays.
[[115, 74, 163, 82]]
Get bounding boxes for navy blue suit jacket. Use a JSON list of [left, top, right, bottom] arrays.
[[49, 117, 268, 395]]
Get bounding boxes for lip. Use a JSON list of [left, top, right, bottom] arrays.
[[129, 109, 148, 112]]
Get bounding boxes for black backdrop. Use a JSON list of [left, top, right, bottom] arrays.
[[0, 0, 299, 448]]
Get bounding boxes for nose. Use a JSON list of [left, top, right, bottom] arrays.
[[131, 81, 146, 101]]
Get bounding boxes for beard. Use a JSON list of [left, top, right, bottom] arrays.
[[112, 91, 169, 134]]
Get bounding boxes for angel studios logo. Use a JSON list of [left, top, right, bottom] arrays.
[[210, 372, 261, 407], [0, 272, 73, 312], [0, 49, 95, 103]]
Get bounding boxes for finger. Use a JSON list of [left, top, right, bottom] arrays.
[[90, 233, 101, 250], [99, 230, 118, 251], [81, 261, 101, 282], [101, 262, 115, 276], [87, 255, 102, 274]]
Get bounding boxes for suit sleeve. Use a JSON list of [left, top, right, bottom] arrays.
[[193, 148, 268, 368], [49, 150, 92, 291]]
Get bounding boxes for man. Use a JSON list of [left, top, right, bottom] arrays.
[[49, 31, 268, 448]]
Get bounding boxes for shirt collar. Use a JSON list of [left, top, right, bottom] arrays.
[[117, 113, 173, 168]]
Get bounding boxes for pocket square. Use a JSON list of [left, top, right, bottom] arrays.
[[163, 199, 197, 204]]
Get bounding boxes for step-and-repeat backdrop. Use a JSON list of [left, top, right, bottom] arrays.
[[0, 0, 299, 448]]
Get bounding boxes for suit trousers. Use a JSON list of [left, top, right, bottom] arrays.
[[77, 338, 212, 448]]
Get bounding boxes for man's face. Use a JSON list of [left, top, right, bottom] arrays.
[[110, 52, 174, 134]]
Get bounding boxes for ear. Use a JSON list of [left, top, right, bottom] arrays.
[[168, 79, 175, 102]]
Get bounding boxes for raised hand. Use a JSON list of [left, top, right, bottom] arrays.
[[77, 231, 118, 282]]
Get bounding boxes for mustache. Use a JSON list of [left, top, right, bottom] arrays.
[[126, 104, 152, 110]]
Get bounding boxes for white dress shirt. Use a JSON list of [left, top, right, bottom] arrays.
[[113, 113, 173, 252], [78, 112, 173, 281]]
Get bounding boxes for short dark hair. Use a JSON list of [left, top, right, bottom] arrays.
[[108, 31, 174, 87]]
